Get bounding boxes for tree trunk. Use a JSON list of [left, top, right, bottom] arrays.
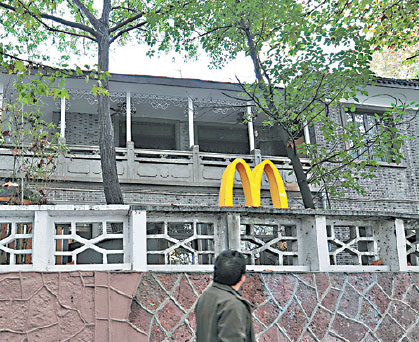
[[243, 25, 315, 208], [97, 36, 124, 204], [284, 133, 314, 209]]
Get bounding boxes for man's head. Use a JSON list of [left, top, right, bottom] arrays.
[[214, 250, 246, 287]]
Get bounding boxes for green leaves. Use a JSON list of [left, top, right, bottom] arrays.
[[174, 0, 413, 206]]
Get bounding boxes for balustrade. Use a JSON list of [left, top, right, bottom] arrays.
[[0, 205, 417, 273]]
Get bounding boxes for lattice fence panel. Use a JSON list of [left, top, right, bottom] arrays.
[[146, 218, 216, 265], [405, 220, 419, 266], [327, 221, 379, 266], [0, 221, 33, 265], [240, 218, 299, 266], [54, 218, 126, 266]]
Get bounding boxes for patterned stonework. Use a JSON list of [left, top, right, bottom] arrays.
[[0, 272, 417, 341], [129, 273, 419, 342]]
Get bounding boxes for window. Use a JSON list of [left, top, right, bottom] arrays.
[[197, 123, 249, 154], [344, 108, 395, 163], [117, 118, 178, 150]]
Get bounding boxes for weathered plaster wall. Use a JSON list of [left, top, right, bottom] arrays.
[[0, 272, 146, 342], [0, 272, 418, 341]]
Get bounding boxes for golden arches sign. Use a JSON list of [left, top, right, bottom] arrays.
[[218, 158, 288, 209]]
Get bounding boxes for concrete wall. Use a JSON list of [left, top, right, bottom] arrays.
[[0, 271, 417, 341]]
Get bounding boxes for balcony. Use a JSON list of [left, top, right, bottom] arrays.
[[0, 144, 308, 191]]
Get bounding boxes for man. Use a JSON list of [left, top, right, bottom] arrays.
[[195, 250, 256, 342]]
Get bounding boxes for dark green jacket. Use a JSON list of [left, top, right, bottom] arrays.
[[195, 282, 256, 342]]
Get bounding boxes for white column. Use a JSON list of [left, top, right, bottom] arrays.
[[247, 103, 255, 152], [394, 219, 408, 271], [303, 123, 311, 144], [188, 97, 195, 148], [299, 215, 330, 271], [60, 97, 66, 138], [0, 83, 3, 121], [32, 210, 54, 271], [130, 210, 147, 271], [126, 91, 132, 143]]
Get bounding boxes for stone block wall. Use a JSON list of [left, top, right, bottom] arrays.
[[130, 272, 419, 342], [0, 271, 417, 341]]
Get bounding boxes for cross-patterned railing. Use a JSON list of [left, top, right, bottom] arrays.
[[146, 218, 216, 267], [0, 220, 33, 268], [327, 220, 379, 266], [240, 217, 301, 270], [0, 205, 417, 272]]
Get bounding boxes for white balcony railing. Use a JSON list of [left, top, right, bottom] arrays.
[[0, 205, 417, 273]]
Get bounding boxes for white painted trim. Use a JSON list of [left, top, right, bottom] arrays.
[[315, 215, 330, 271], [303, 123, 310, 144], [126, 91, 131, 142], [246, 265, 310, 272], [47, 263, 131, 272], [407, 266, 419, 272], [247, 103, 255, 152], [188, 97, 195, 148], [0, 265, 33, 272], [60, 97, 66, 138], [147, 265, 214, 272], [327, 265, 390, 272], [0, 82, 3, 121]]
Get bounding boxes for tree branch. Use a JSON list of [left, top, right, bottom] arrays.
[[109, 11, 145, 33], [109, 20, 148, 44], [0, 1, 97, 38], [69, 0, 100, 30]]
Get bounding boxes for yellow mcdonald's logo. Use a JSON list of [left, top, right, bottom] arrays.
[[219, 158, 288, 209]]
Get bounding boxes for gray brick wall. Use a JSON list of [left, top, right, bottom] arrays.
[[49, 101, 418, 213], [312, 106, 419, 211]]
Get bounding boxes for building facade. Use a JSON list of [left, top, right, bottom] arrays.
[[0, 72, 418, 341], [1, 72, 418, 212]]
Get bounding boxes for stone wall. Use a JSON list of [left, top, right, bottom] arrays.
[[130, 272, 419, 342], [0, 272, 146, 342], [1, 271, 417, 341]]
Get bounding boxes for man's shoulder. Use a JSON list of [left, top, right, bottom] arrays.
[[200, 283, 234, 299]]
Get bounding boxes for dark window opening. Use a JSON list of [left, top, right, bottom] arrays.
[[197, 124, 248, 154]]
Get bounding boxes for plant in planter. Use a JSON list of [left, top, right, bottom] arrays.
[[0, 67, 68, 205]]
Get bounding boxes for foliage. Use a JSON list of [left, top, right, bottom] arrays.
[[367, 0, 419, 78], [168, 0, 416, 208], [369, 0, 419, 58], [0, 63, 68, 204], [0, 0, 196, 205], [371, 45, 419, 79]]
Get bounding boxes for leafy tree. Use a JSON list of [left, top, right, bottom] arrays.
[[369, 0, 419, 78], [0, 0, 192, 204], [370, 0, 419, 60], [371, 45, 419, 79], [169, 0, 414, 208]]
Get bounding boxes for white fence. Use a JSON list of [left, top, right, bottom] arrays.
[[0, 205, 417, 272]]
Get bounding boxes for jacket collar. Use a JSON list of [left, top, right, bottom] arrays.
[[212, 282, 256, 311]]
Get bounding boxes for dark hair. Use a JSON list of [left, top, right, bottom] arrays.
[[214, 250, 246, 286]]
